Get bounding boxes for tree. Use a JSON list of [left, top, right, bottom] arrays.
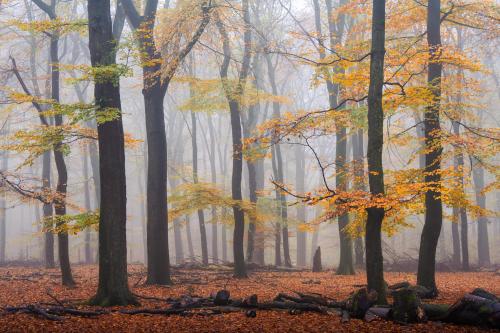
[[311, 0, 354, 275], [190, 108, 209, 266], [29, 0, 75, 286], [365, 0, 387, 305], [417, 0, 444, 295], [216, 0, 252, 277], [0, 132, 7, 264], [120, 0, 211, 285], [472, 158, 490, 267], [88, 0, 137, 306]]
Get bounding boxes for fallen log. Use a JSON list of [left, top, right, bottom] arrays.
[[120, 308, 188, 316], [364, 306, 391, 322]]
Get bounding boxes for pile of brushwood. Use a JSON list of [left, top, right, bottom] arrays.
[[3, 283, 499, 329]]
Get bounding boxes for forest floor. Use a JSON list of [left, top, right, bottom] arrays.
[[0, 264, 498, 332]]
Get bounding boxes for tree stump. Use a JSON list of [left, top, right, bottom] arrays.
[[312, 247, 322, 272], [392, 288, 426, 324], [346, 288, 378, 319], [214, 290, 231, 306]]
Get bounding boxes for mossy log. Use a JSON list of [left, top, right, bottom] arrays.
[[346, 288, 378, 319], [392, 288, 426, 324]]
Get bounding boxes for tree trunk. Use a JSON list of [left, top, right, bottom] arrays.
[[472, 159, 490, 267], [139, 167, 149, 264], [207, 115, 218, 263], [353, 129, 365, 267], [253, 159, 266, 265], [324, 0, 354, 276], [88, 0, 136, 306], [295, 146, 307, 267], [185, 216, 195, 261], [417, 0, 443, 295], [452, 121, 469, 271], [0, 147, 7, 264], [366, 0, 387, 305], [451, 206, 461, 266], [190, 111, 208, 266], [49, 27, 75, 286], [42, 150, 55, 268], [265, 54, 291, 268], [143, 83, 171, 284], [246, 160, 258, 263], [216, 4, 250, 277], [271, 145, 282, 267], [82, 149, 92, 265], [120, 0, 171, 285]]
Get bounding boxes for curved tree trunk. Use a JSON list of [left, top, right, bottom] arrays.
[[417, 0, 443, 295], [49, 27, 75, 287], [31, 0, 75, 286], [216, 3, 251, 277], [366, 0, 387, 305]]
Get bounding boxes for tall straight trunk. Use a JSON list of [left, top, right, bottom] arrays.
[[417, 0, 444, 295], [82, 149, 92, 264], [185, 216, 195, 261], [190, 111, 208, 265], [221, 212, 227, 262], [138, 166, 148, 264], [166, 113, 185, 265], [217, 3, 250, 277], [325, 0, 354, 276], [121, 0, 209, 282], [460, 208, 469, 270], [228, 93, 246, 276], [452, 121, 469, 271], [144, 84, 170, 283], [451, 206, 461, 266], [472, 159, 490, 266], [207, 115, 218, 263], [42, 151, 54, 267], [295, 146, 307, 267], [271, 145, 282, 267], [121, 0, 170, 284], [265, 54, 291, 268], [352, 129, 365, 267], [253, 159, 265, 265], [246, 160, 258, 262], [0, 148, 7, 264], [366, 0, 387, 305], [88, 0, 136, 305], [244, 50, 263, 264]]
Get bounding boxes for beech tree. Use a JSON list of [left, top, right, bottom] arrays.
[[88, 0, 136, 306], [365, 0, 387, 304], [417, 0, 444, 296]]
